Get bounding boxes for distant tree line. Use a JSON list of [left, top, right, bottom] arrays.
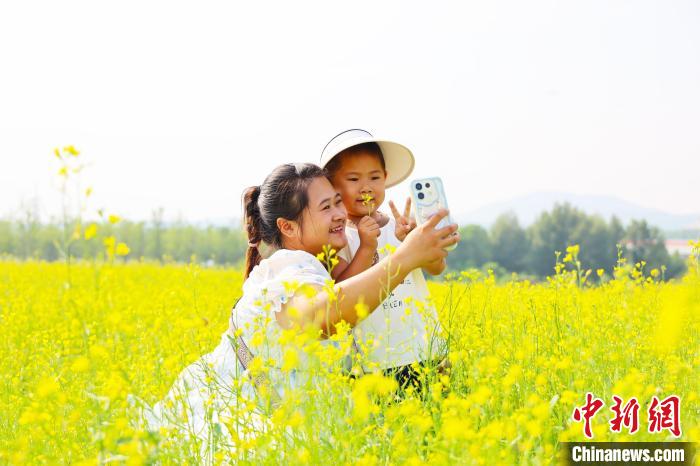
[[447, 203, 687, 280], [0, 208, 248, 266], [0, 203, 689, 279]]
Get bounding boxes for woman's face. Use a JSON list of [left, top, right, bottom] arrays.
[[287, 177, 348, 254]]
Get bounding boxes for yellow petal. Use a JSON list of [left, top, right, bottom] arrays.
[[115, 243, 130, 256]]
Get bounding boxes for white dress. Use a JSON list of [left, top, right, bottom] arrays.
[[130, 249, 331, 458]]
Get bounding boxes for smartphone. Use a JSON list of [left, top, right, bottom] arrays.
[[409, 177, 458, 251]]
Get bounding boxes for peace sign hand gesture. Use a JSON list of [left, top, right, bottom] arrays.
[[389, 197, 418, 242]]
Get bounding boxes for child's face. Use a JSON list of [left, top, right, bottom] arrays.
[[295, 177, 348, 253], [330, 152, 387, 219]]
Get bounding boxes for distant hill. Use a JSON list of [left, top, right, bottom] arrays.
[[457, 192, 700, 231]]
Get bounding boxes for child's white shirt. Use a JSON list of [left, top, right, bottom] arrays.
[[338, 216, 445, 371]]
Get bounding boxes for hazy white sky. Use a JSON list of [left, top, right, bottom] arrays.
[[1, 0, 698, 223]]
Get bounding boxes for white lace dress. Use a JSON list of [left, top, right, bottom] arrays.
[[130, 249, 331, 456]]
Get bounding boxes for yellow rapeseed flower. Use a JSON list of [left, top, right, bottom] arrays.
[[281, 348, 299, 372], [84, 223, 97, 240], [115, 242, 130, 256], [355, 299, 369, 320], [2, 243, 698, 463], [36, 376, 60, 399], [63, 145, 80, 156], [70, 356, 90, 373]]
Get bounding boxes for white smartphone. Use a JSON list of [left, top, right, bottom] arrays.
[[409, 177, 458, 251]]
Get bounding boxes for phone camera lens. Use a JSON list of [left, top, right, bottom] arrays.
[[417, 192, 425, 200], [415, 183, 422, 190], [425, 182, 431, 188]]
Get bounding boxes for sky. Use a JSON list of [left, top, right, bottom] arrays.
[[1, 0, 699, 224]]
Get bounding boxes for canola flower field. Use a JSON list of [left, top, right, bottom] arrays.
[[1, 248, 699, 465]]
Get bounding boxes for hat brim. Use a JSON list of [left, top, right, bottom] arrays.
[[320, 137, 415, 188], [374, 140, 415, 188]]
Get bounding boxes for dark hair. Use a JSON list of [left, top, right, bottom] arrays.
[[325, 142, 385, 178], [242, 163, 327, 278]]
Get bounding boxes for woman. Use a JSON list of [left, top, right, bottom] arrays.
[[132, 163, 458, 457]]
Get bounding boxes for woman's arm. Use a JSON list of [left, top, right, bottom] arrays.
[[330, 245, 375, 282], [280, 247, 414, 334], [275, 210, 458, 335], [422, 258, 447, 276]]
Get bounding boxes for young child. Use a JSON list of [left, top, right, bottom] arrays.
[[320, 129, 451, 384]]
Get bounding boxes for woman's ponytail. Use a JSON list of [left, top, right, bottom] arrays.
[[243, 185, 263, 278]]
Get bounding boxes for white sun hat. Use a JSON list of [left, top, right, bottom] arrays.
[[320, 129, 415, 188]]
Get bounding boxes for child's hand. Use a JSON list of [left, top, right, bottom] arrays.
[[389, 198, 417, 242], [357, 216, 380, 251]]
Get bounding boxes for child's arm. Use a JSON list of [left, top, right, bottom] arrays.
[[331, 216, 379, 282]]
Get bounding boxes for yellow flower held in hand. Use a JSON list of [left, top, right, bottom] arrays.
[[361, 193, 375, 216]]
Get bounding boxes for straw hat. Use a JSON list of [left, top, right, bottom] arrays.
[[320, 129, 415, 188]]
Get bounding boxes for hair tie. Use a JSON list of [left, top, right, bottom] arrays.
[[248, 241, 259, 249]]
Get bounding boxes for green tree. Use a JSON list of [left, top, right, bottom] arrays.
[[0, 221, 15, 257], [148, 208, 165, 262], [447, 225, 492, 271], [491, 212, 529, 273], [576, 215, 625, 277], [624, 219, 685, 278], [526, 203, 589, 277]]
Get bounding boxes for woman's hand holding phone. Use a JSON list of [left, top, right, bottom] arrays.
[[396, 209, 459, 271]]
